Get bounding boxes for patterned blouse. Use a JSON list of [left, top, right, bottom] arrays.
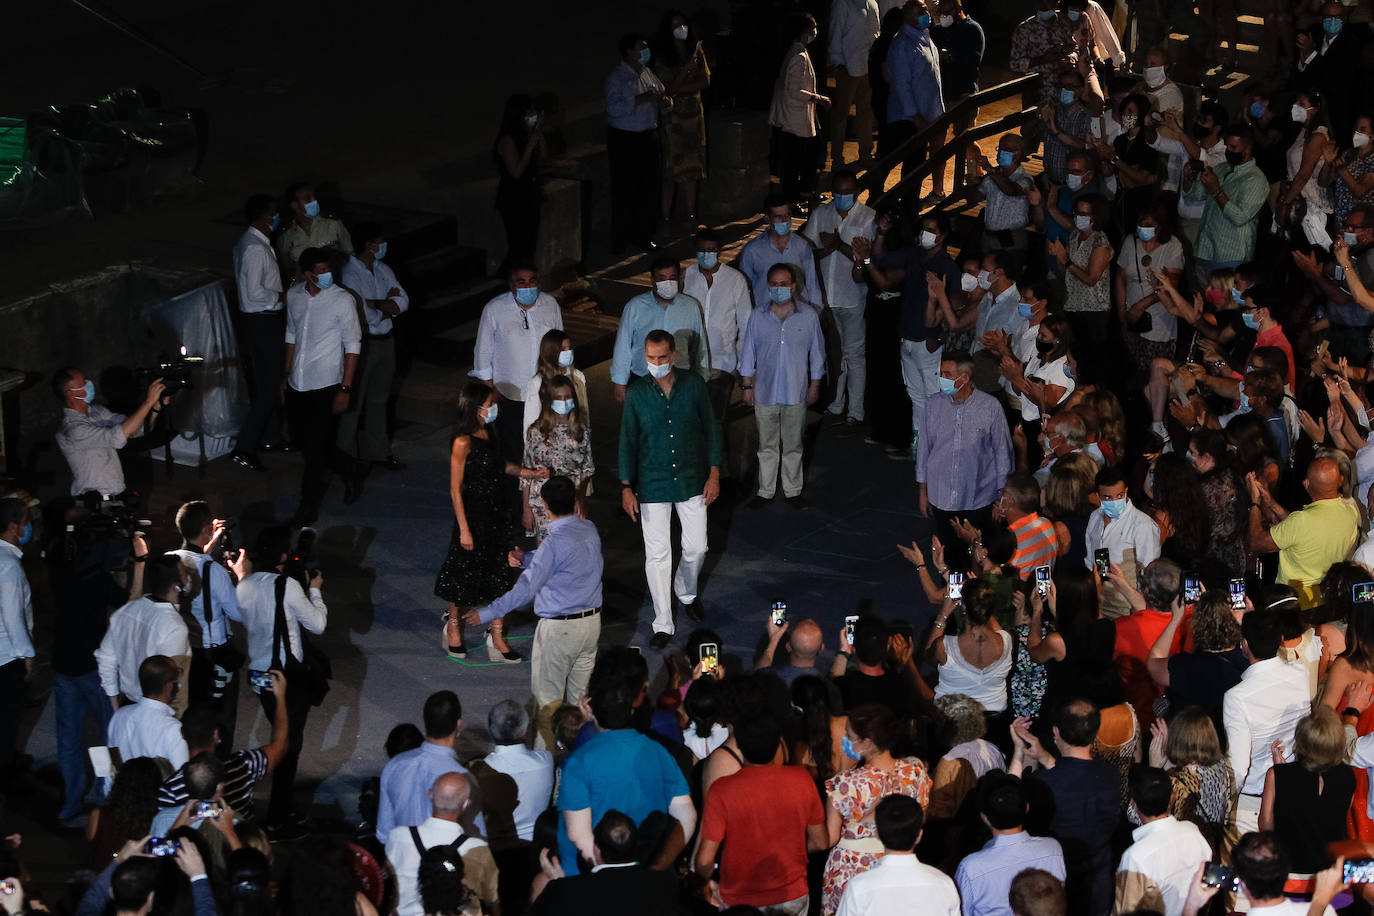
[[521, 423, 594, 540], [1011, 622, 1050, 718]]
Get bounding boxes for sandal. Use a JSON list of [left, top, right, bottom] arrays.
[[444, 619, 466, 660], [486, 628, 522, 663]]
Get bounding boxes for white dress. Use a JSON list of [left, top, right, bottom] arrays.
[[1288, 126, 1333, 246]]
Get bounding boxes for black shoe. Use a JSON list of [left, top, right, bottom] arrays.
[[746, 495, 770, 510], [375, 455, 406, 472], [649, 631, 672, 650], [343, 477, 363, 505], [785, 495, 810, 510], [230, 451, 268, 473], [683, 599, 705, 623]]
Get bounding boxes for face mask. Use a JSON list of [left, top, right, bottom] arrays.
[[1356, 132, 1371, 149], [834, 193, 855, 211], [960, 273, 980, 292], [841, 734, 863, 762], [1068, 8, 1082, 19], [1291, 104, 1309, 124], [939, 14, 954, 26], [515, 286, 539, 306], [303, 199, 320, 218], [1121, 114, 1139, 131], [768, 285, 793, 303], [1036, 9, 1055, 20], [374, 241, 387, 260], [269, 213, 280, 231], [523, 113, 539, 128], [1346, 231, 1360, 246], [558, 349, 575, 367], [1018, 302, 1034, 319], [939, 375, 958, 395], [772, 220, 791, 236], [1101, 497, 1127, 518], [1242, 311, 1259, 329], [1324, 16, 1344, 34], [654, 280, 678, 300], [673, 24, 689, 40], [1066, 173, 1084, 191], [1074, 214, 1092, 231], [483, 403, 499, 423], [1225, 149, 1245, 166], [1204, 288, 1225, 306], [919, 229, 938, 249], [1237, 389, 1251, 412], [1059, 87, 1076, 105], [916, 13, 932, 27], [1190, 122, 1212, 140], [647, 360, 673, 379], [18, 522, 32, 546], [638, 47, 652, 65], [75, 380, 95, 402], [697, 250, 719, 270], [1035, 338, 1055, 355], [1137, 225, 1156, 242], [552, 398, 575, 415], [1249, 101, 1266, 118], [997, 150, 1015, 168], [1144, 66, 1166, 88], [1063, 363, 1076, 379], [976, 269, 992, 289], [315, 271, 334, 290]]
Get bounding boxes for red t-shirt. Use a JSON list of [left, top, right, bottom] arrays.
[[1113, 608, 1193, 728], [1256, 325, 1295, 390], [700, 765, 824, 907]]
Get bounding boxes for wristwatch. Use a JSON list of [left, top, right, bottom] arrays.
[[1345, 706, 1362, 719], [339, 385, 352, 393]]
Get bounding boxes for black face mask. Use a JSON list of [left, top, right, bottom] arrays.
[[1035, 339, 1056, 355], [1190, 122, 1212, 140], [1225, 149, 1246, 166]]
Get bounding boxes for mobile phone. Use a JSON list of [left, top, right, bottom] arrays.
[[1034, 566, 1051, 596], [0, 880, 15, 895], [1201, 863, 1235, 889], [144, 837, 181, 857], [845, 614, 859, 643], [1228, 577, 1246, 611], [948, 571, 966, 601], [249, 671, 274, 690], [1093, 548, 1111, 578], [195, 800, 223, 819], [771, 601, 787, 627], [1355, 581, 1374, 605], [1183, 574, 1202, 604], [1345, 857, 1374, 883], [699, 643, 718, 674]]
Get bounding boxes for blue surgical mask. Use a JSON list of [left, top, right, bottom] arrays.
[[772, 220, 791, 236], [1065, 173, 1084, 191], [269, 213, 280, 231], [1242, 311, 1259, 329], [1237, 389, 1251, 412], [1036, 8, 1055, 20], [18, 522, 32, 546], [1101, 497, 1127, 518], [315, 271, 334, 290], [304, 200, 320, 218], [1067, 8, 1082, 19], [515, 286, 539, 306], [1231, 288, 1245, 306], [1249, 101, 1266, 118], [834, 193, 855, 210], [997, 150, 1015, 168], [1018, 302, 1034, 319], [558, 349, 575, 367], [552, 398, 575, 415], [647, 361, 673, 379], [76, 381, 95, 402], [1325, 16, 1344, 34], [1074, 214, 1092, 230], [841, 734, 863, 761], [768, 285, 792, 303], [1137, 226, 1156, 241], [916, 12, 932, 28], [1059, 87, 1076, 105], [939, 376, 957, 395], [375, 241, 387, 260], [697, 250, 718, 270], [482, 403, 499, 423], [639, 47, 652, 65], [1345, 231, 1360, 246]]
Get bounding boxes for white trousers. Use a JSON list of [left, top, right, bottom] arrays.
[[826, 305, 867, 420], [640, 495, 708, 634], [900, 338, 943, 447]]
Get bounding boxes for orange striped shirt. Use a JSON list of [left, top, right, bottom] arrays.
[[1009, 513, 1058, 578]]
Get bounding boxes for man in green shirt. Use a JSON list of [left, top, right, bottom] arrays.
[[1194, 125, 1268, 284], [619, 330, 724, 649]]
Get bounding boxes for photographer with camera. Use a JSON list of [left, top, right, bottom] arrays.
[[95, 555, 192, 716], [53, 367, 167, 500], [166, 501, 243, 750], [230, 526, 328, 839], [0, 498, 34, 781]]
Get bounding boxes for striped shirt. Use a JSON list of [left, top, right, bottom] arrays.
[[158, 748, 267, 818], [1009, 513, 1058, 578]]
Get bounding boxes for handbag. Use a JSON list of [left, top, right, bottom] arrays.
[[271, 574, 331, 707]]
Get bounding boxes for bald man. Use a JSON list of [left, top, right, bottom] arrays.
[[757, 614, 828, 686], [1247, 456, 1360, 608], [387, 772, 500, 916]]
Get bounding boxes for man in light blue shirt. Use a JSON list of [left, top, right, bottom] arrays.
[[740, 265, 825, 508], [376, 690, 484, 843], [970, 252, 1025, 353], [466, 477, 603, 728], [610, 256, 708, 401], [955, 773, 1066, 916], [606, 33, 666, 251], [882, 0, 944, 185], [737, 196, 822, 309]]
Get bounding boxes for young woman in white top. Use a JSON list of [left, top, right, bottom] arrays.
[[925, 578, 1014, 716], [1000, 314, 1076, 425], [521, 330, 589, 434]]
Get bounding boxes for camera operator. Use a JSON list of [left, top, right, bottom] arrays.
[[95, 555, 192, 716], [0, 498, 34, 780], [230, 526, 328, 838], [166, 501, 243, 752], [53, 367, 167, 500]]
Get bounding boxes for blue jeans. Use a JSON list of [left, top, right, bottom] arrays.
[[54, 671, 112, 819]]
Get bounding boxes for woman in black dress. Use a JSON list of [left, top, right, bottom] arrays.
[[437, 381, 548, 661], [493, 94, 546, 270]]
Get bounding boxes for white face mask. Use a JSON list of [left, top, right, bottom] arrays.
[[976, 269, 992, 289], [673, 24, 689, 40], [558, 349, 575, 367], [938, 13, 954, 26], [960, 273, 980, 292], [1074, 214, 1092, 231], [654, 279, 677, 299], [482, 403, 499, 424], [523, 113, 538, 128], [647, 360, 673, 379], [1355, 131, 1371, 149], [552, 398, 576, 415], [1291, 104, 1309, 124], [919, 230, 938, 249], [1144, 65, 1166, 88]]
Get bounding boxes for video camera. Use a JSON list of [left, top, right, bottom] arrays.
[[136, 346, 203, 396], [282, 527, 319, 590], [57, 494, 151, 572]]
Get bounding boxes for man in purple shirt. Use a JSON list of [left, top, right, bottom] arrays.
[[917, 349, 1013, 565]]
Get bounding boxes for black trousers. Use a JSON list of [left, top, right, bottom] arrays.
[[0, 659, 25, 772], [607, 127, 661, 249], [774, 129, 818, 203], [930, 503, 995, 574], [237, 312, 286, 452], [285, 385, 346, 523], [864, 291, 909, 448], [258, 678, 310, 824], [498, 201, 541, 269], [871, 120, 923, 194], [188, 648, 240, 755]]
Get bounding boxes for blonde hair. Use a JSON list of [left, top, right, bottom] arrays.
[[1045, 452, 1098, 517], [1295, 706, 1346, 772], [1165, 706, 1223, 767], [1081, 390, 1125, 460], [533, 375, 587, 443]]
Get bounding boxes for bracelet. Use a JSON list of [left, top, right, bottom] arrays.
[[836, 650, 851, 659], [936, 567, 949, 576], [621, 483, 633, 489], [741, 385, 753, 390], [131, 555, 148, 563], [933, 618, 947, 629]]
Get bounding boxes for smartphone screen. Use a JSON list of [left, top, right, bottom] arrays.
[[1034, 566, 1051, 596], [1228, 577, 1246, 611], [1355, 582, 1374, 605], [1345, 858, 1374, 883], [772, 601, 787, 626], [1183, 574, 1201, 604], [1202, 863, 1235, 889], [1094, 549, 1110, 578], [845, 615, 859, 643], [948, 571, 965, 601], [699, 643, 718, 673]]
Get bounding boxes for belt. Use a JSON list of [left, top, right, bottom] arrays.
[[543, 608, 599, 621], [835, 837, 885, 854], [366, 331, 393, 340]]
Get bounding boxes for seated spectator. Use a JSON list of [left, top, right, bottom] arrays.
[[385, 772, 498, 916], [1111, 557, 1190, 729], [1260, 706, 1354, 875], [928, 694, 1004, 820], [377, 691, 483, 843], [954, 773, 1066, 916], [758, 615, 829, 686], [107, 655, 189, 771], [1009, 868, 1067, 916], [1113, 765, 1212, 916], [531, 810, 677, 916], [1231, 830, 1338, 916], [835, 795, 958, 915], [86, 756, 168, 868]]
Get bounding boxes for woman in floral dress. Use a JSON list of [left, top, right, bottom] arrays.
[[821, 704, 931, 915], [521, 375, 594, 541]]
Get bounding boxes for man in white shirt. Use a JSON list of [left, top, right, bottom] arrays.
[[473, 700, 554, 907], [338, 222, 409, 472], [230, 526, 328, 832], [1113, 766, 1212, 916], [828, 0, 881, 167], [53, 368, 166, 499], [802, 169, 876, 425], [1230, 831, 1339, 916], [836, 795, 958, 916], [472, 264, 564, 462], [682, 229, 753, 439], [95, 556, 191, 714], [1142, 49, 1183, 117], [1224, 609, 1311, 833], [386, 772, 500, 916], [283, 246, 363, 526], [0, 498, 34, 774], [107, 655, 189, 770], [1084, 466, 1160, 617], [230, 193, 286, 473]]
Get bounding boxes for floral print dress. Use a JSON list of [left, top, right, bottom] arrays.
[[1011, 621, 1050, 718], [821, 758, 931, 916], [520, 423, 594, 541]]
